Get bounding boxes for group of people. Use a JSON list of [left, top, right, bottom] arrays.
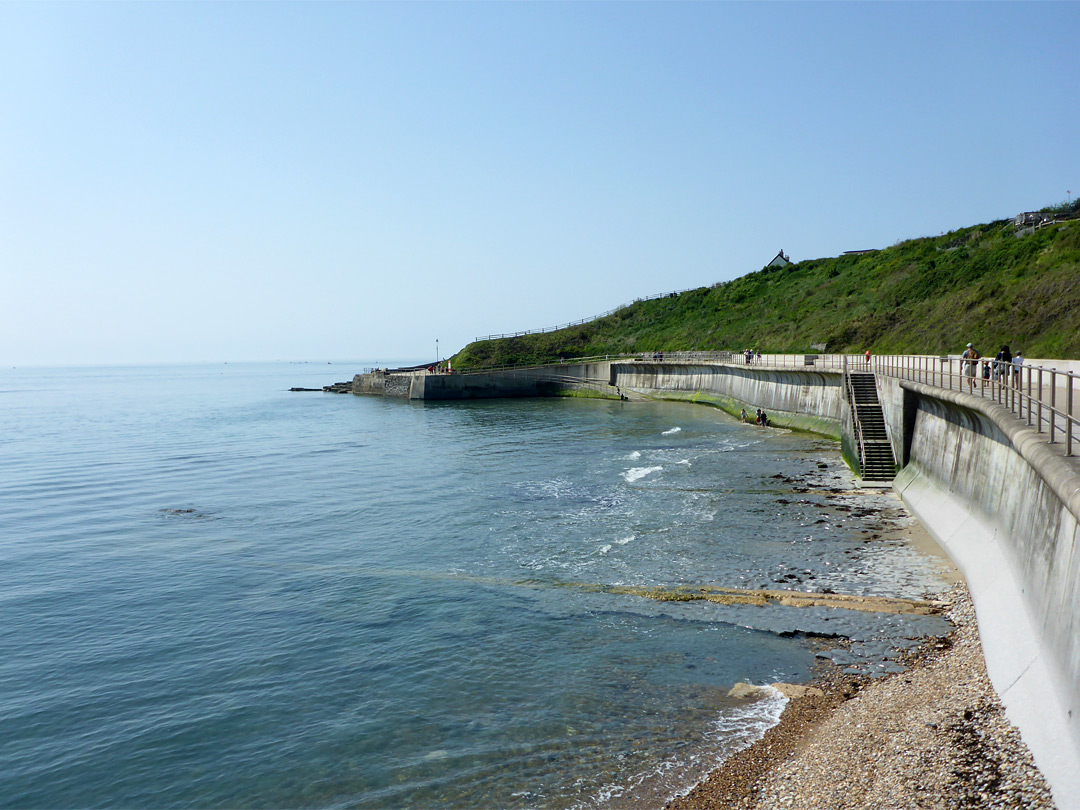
[[961, 343, 1024, 389], [743, 349, 761, 364], [740, 407, 769, 426]]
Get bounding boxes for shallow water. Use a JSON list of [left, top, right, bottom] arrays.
[[0, 364, 952, 808]]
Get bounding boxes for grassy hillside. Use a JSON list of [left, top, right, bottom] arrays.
[[452, 207, 1080, 369]]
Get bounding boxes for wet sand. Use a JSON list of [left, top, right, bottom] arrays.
[[665, 581, 1056, 810]]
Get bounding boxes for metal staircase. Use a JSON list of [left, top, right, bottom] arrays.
[[846, 371, 897, 481]]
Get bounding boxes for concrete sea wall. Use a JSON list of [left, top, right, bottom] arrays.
[[616, 362, 1080, 801], [353, 358, 1080, 800], [353, 361, 616, 401], [611, 361, 848, 440], [876, 377, 1080, 804]]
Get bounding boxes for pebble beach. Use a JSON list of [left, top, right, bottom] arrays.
[[667, 582, 1057, 810]]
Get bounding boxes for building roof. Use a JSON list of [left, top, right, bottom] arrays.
[[767, 249, 792, 268]]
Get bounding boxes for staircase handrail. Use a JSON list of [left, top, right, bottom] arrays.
[[842, 356, 870, 474]]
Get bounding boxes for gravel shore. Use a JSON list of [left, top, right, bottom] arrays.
[[667, 582, 1057, 810]]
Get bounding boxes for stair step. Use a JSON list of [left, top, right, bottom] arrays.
[[848, 371, 897, 479]]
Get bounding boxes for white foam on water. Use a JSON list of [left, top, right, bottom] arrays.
[[676, 459, 691, 466], [597, 544, 613, 555], [662, 427, 682, 436], [573, 687, 789, 810], [622, 466, 663, 483], [625, 450, 642, 460], [707, 686, 788, 742], [615, 535, 635, 545]]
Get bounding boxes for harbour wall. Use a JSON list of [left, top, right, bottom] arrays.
[[609, 362, 845, 433], [877, 376, 1080, 804], [617, 362, 1080, 801], [354, 362, 615, 401], [609, 362, 857, 468], [352, 359, 1080, 800]]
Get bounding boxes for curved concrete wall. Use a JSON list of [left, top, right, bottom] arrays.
[[612, 362, 846, 442], [355, 358, 1080, 803], [616, 362, 1080, 803], [882, 378, 1080, 806]]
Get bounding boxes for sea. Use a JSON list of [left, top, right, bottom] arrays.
[[0, 362, 954, 809]]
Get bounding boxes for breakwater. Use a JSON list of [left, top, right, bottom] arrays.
[[353, 355, 1080, 806]]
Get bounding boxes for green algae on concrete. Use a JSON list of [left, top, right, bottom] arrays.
[[638, 389, 843, 441]]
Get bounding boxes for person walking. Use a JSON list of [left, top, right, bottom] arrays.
[[1012, 349, 1024, 388], [962, 343, 980, 390]]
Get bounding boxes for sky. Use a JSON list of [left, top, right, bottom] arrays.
[[1, 2, 1077, 367]]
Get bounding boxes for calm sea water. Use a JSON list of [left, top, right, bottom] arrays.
[[0, 363, 951, 809]]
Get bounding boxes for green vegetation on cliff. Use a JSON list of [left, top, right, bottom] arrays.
[[453, 209, 1080, 369]]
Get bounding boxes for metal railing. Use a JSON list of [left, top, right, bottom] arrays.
[[412, 350, 1079, 456], [841, 356, 869, 473], [873, 354, 1077, 458]]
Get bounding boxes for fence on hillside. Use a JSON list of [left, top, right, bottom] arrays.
[[472, 287, 705, 342]]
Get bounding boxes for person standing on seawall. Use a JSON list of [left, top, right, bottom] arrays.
[[1012, 349, 1024, 388], [994, 345, 1012, 382], [962, 343, 979, 390], [864, 349, 871, 366]]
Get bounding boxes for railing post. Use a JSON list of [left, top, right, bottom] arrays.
[[1050, 369, 1057, 444], [1005, 366, 1010, 406], [1068, 372, 1074, 457], [1026, 365, 1032, 426], [1037, 368, 1043, 433]]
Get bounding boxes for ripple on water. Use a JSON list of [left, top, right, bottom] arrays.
[[0, 368, 955, 810]]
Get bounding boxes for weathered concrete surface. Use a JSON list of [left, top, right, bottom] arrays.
[[610, 362, 846, 441], [354, 361, 616, 401], [886, 378, 1080, 807], [353, 372, 413, 397], [410, 373, 547, 400]]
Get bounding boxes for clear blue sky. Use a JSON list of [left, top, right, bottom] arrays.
[[2, 2, 1076, 367]]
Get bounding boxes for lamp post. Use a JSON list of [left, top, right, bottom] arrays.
[[436, 339, 439, 364]]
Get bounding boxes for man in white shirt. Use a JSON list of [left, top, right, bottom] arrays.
[[1012, 350, 1024, 387]]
